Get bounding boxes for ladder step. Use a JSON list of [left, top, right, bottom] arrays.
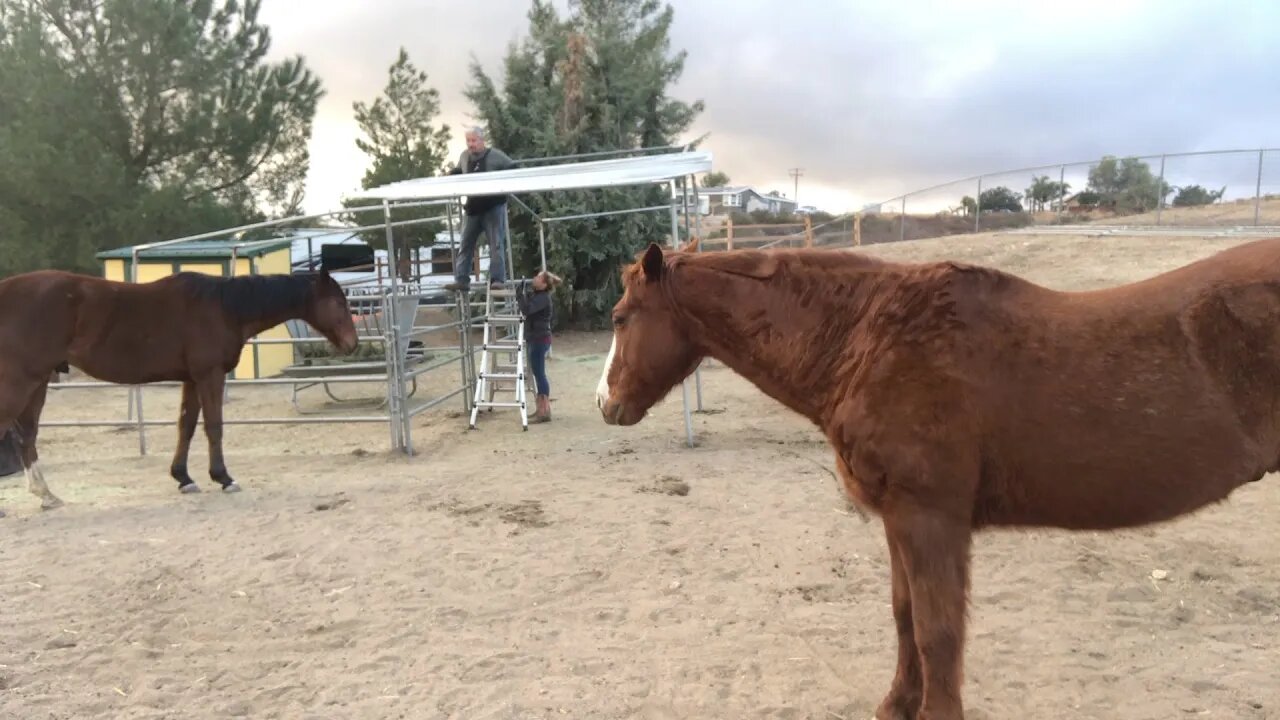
[[485, 315, 523, 323], [479, 372, 523, 380], [482, 343, 523, 351], [474, 401, 525, 409]]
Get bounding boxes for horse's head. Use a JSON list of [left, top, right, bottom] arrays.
[[306, 270, 359, 355], [597, 241, 702, 426]]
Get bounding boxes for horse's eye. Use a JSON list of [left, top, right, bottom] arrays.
[[612, 314, 626, 328]]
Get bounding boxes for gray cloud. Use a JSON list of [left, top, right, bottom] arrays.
[[260, 0, 1280, 213]]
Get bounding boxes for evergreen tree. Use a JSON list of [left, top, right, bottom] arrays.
[[0, 0, 322, 275], [464, 0, 703, 328], [345, 48, 453, 273]]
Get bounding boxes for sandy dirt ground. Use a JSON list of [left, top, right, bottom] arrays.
[[2, 232, 1277, 720]]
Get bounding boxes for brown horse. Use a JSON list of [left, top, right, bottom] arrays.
[[595, 239, 1279, 719], [0, 269, 358, 514]]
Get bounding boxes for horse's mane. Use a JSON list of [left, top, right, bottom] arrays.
[[175, 272, 316, 323], [629, 246, 1022, 297]]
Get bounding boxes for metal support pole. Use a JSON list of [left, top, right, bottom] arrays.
[[445, 196, 474, 411], [975, 177, 983, 232], [669, 180, 695, 448], [457, 290, 474, 415], [689, 175, 715, 378], [446, 198, 459, 271], [679, 176, 705, 411], [1155, 155, 1166, 225], [129, 245, 147, 456], [1255, 149, 1265, 227], [503, 200, 515, 282], [537, 221, 548, 272], [382, 200, 404, 453]]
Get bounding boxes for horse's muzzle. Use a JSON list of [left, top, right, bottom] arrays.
[[599, 400, 639, 426], [338, 334, 359, 355]]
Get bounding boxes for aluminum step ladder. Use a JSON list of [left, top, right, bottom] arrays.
[[469, 281, 530, 430]]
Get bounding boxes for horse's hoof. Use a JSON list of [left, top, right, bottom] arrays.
[[180, 483, 201, 494], [41, 498, 65, 510], [222, 482, 242, 493]]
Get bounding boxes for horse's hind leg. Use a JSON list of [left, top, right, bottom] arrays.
[[875, 530, 923, 720], [169, 380, 202, 494], [883, 507, 972, 720], [195, 373, 239, 493], [16, 382, 62, 510]]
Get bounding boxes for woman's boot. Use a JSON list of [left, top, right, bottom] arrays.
[[531, 394, 551, 423]]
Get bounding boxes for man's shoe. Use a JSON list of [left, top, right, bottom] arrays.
[[443, 281, 470, 292]]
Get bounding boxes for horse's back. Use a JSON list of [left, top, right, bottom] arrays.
[[871, 244, 1280, 529]]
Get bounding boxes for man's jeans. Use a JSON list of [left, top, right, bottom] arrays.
[[454, 204, 508, 287]]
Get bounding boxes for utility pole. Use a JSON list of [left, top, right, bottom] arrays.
[[788, 167, 804, 205]]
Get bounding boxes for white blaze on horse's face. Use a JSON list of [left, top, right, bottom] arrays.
[[596, 333, 617, 409]]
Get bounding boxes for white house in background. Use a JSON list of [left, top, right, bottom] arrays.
[[683, 186, 800, 216]]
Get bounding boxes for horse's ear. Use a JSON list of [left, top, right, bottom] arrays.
[[679, 237, 699, 253], [642, 243, 664, 281]]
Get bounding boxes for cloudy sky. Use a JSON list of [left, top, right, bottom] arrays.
[[258, 0, 1280, 215]]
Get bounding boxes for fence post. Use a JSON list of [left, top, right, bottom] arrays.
[[726, 216, 734, 251], [1255, 149, 1265, 227], [1057, 165, 1066, 221], [899, 196, 906, 242], [1155, 154, 1166, 226], [803, 215, 813, 247], [975, 178, 983, 232], [853, 213, 862, 246]]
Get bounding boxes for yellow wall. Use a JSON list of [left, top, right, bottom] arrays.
[[136, 263, 172, 283], [104, 259, 126, 282], [258, 248, 292, 275], [179, 262, 223, 275]]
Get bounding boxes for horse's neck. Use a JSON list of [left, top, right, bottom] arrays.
[[235, 301, 310, 341], [675, 260, 886, 425]]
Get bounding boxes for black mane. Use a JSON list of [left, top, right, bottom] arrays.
[[175, 272, 316, 323]]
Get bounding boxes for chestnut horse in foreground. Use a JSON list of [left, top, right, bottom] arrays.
[[0, 269, 358, 516], [596, 239, 1278, 719]]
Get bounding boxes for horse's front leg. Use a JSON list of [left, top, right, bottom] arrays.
[[169, 380, 202, 493], [875, 529, 922, 720], [195, 373, 239, 493], [883, 507, 973, 720]]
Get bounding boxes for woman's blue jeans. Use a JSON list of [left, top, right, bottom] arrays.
[[528, 339, 551, 395]]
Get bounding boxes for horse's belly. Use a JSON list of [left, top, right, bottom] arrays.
[[980, 407, 1259, 529], [68, 341, 189, 385]]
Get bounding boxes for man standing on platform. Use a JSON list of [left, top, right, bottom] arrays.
[[444, 126, 516, 292]]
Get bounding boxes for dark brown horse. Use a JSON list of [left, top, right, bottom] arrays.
[[0, 269, 358, 514], [595, 239, 1279, 719]]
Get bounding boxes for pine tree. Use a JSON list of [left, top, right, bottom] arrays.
[[0, 0, 322, 274], [346, 48, 453, 270], [464, 0, 703, 328]]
